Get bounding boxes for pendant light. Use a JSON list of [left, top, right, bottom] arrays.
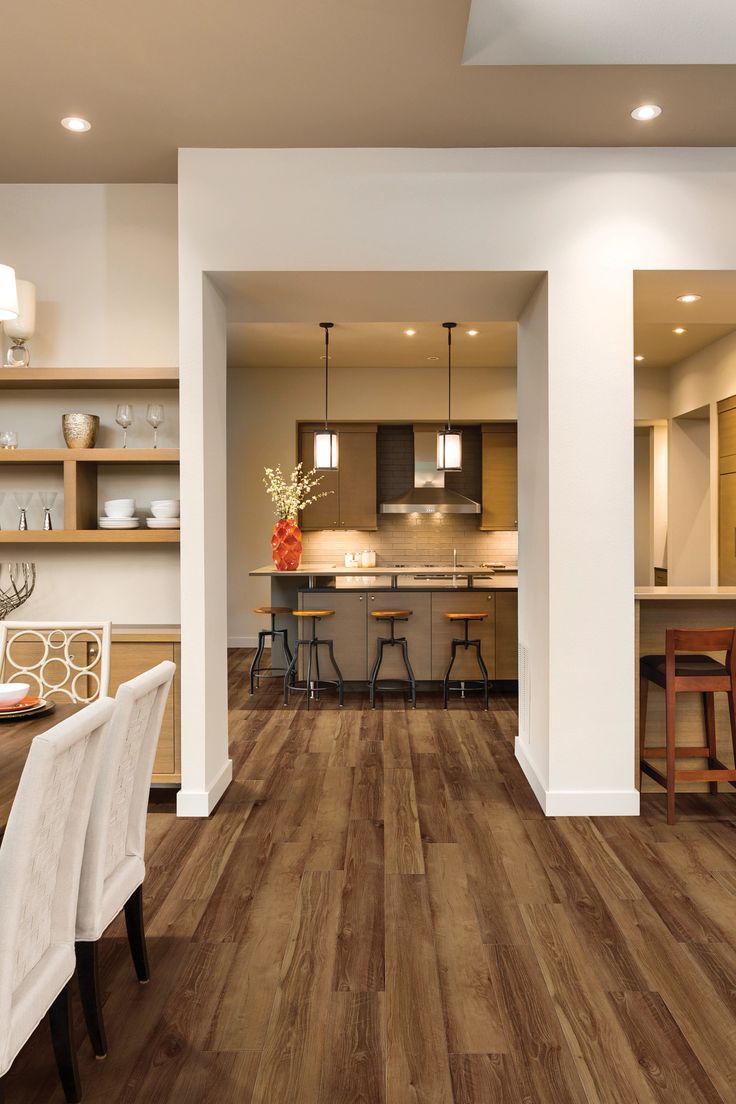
[[314, 321, 338, 470], [437, 321, 462, 471]]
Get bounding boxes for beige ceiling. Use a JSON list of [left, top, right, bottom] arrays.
[[634, 271, 736, 368], [6, 2, 736, 183]]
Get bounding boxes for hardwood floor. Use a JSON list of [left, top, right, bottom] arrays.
[[6, 647, 736, 1103]]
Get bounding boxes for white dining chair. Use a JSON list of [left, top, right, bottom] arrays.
[[0, 698, 114, 1103], [75, 661, 176, 1058], [0, 621, 112, 704]]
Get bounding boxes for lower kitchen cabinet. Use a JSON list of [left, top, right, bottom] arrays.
[[109, 629, 181, 784], [431, 592, 496, 681], [494, 591, 518, 679], [298, 591, 368, 680], [366, 591, 432, 681]]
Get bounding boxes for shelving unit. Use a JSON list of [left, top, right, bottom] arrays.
[[0, 367, 179, 390]]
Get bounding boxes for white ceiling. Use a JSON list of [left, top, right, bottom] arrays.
[[464, 0, 736, 65], [634, 271, 736, 368]]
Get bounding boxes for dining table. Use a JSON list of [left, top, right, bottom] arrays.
[[0, 703, 81, 833]]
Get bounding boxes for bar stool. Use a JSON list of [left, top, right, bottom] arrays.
[[443, 612, 490, 710], [284, 609, 344, 708], [369, 610, 416, 709], [640, 626, 736, 824], [249, 606, 294, 694]]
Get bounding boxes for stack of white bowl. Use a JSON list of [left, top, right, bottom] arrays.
[[100, 499, 139, 529], [147, 500, 180, 529]]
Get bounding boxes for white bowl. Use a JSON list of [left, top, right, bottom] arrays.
[[150, 499, 180, 518], [0, 682, 30, 706], [104, 498, 135, 519]]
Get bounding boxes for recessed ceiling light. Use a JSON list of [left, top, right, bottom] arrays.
[[61, 116, 91, 132], [635, 355, 645, 362], [403, 329, 416, 337], [631, 104, 662, 122], [466, 329, 479, 336], [672, 327, 687, 335], [676, 293, 701, 304], [426, 355, 439, 361]]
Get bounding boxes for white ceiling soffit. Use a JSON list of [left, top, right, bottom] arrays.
[[463, 0, 736, 65]]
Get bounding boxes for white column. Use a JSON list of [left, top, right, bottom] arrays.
[[517, 266, 638, 815], [177, 272, 232, 816]]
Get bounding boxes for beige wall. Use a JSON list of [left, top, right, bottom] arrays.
[[227, 363, 517, 644], [0, 184, 180, 623]]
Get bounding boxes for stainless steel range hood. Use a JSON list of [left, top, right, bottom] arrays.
[[380, 430, 481, 515]]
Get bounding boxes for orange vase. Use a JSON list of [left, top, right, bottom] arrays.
[[271, 518, 303, 571]]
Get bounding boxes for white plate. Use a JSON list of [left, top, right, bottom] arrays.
[[98, 517, 140, 529], [146, 517, 180, 529]]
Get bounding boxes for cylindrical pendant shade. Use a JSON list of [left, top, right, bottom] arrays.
[[437, 429, 462, 472], [314, 430, 339, 470], [3, 279, 36, 340], [0, 265, 18, 322]]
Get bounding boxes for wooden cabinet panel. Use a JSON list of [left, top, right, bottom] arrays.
[[494, 591, 518, 679], [719, 406, 736, 462], [431, 592, 496, 680], [719, 472, 736, 584], [338, 431, 377, 529], [481, 424, 517, 531], [299, 591, 367, 680], [299, 429, 340, 530], [109, 642, 177, 778], [366, 592, 432, 681]]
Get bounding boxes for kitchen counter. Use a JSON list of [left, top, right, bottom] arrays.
[[636, 586, 736, 601], [250, 564, 518, 590]]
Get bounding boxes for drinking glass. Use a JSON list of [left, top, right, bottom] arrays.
[[0, 430, 18, 450], [39, 490, 58, 531], [146, 403, 164, 449], [14, 491, 32, 531], [115, 404, 133, 448]]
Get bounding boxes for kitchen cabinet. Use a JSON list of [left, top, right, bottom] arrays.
[[299, 423, 377, 530], [718, 397, 736, 583], [366, 591, 432, 681], [494, 591, 518, 679], [108, 631, 181, 783], [431, 592, 496, 680], [481, 423, 517, 531], [298, 591, 368, 680]]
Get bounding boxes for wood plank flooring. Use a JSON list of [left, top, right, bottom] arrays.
[[6, 647, 736, 1103]]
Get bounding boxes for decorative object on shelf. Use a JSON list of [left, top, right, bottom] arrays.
[[115, 403, 133, 447], [0, 264, 18, 323], [39, 490, 57, 531], [263, 462, 330, 571], [3, 279, 36, 368], [315, 321, 338, 470], [150, 498, 179, 518], [14, 492, 32, 530], [103, 498, 135, 518], [146, 403, 164, 448], [437, 321, 462, 471], [62, 412, 99, 449], [0, 430, 17, 449], [0, 562, 36, 619]]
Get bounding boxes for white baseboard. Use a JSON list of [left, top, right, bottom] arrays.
[[514, 737, 640, 817], [176, 758, 233, 817], [228, 636, 261, 648]]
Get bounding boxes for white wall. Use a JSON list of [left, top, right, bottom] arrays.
[[0, 185, 180, 624], [668, 413, 711, 584], [179, 146, 736, 818]]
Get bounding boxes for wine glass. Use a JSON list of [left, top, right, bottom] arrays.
[[14, 491, 32, 531], [39, 490, 58, 531], [146, 403, 164, 449], [115, 404, 133, 448]]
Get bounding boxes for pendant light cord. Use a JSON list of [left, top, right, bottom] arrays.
[[320, 321, 333, 429], [443, 321, 456, 431]]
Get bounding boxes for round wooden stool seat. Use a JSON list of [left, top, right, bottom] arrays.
[[446, 612, 487, 621], [253, 606, 291, 615], [371, 609, 412, 619], [292, 609, 335, 618]]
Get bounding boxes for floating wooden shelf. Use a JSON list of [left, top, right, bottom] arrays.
[[0, 530, 180, 543], [0, 367, 179, 390], [0, 449, 179, 464]]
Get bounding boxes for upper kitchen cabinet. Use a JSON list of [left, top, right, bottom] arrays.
[[299, 422, 377, 530], [481, 423, 517, 531], [718, 396, 736, 583]]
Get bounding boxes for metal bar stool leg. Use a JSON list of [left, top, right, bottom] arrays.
[[443, 641, 459, 709], [399, 638, 417, 709], [274, 627, 293, 670], [283, 641, 300, 705], [250, 630, 267, 694], [370, 639, 386, 709], [306, 638, 315, 710], [326, 640, 345, 705], [471, 640, 490, 710]]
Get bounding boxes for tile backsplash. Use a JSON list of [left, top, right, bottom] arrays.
[[302, 514, 518, 566]]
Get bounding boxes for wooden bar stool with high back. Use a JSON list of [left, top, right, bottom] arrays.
[[369, 610, 417, 709], [443, 612, 490, 710], [284, 609, 344, 708], [640, 626, 736, 824], [249, 606, 293, 694]]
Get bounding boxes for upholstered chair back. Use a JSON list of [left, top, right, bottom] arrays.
[[0, 698, 114, 1075], [0, 621, 112, 704], [76, 661, 176, 942]]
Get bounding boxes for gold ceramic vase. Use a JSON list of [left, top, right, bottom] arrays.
[[62, 413, 99, 449]]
